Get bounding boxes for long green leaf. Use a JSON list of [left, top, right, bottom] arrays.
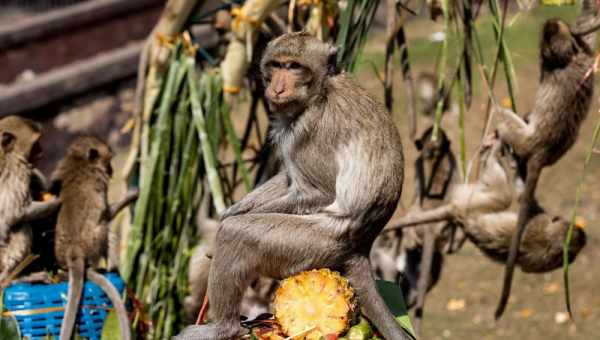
[[563, 114, 600, 317], [186, 58, 226, 213]]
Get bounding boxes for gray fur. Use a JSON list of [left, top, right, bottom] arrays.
[[494, 0, 598, 318], [176, 33, 409, 340], [0, 116, 39, 285], [53, 136, 131, 340]]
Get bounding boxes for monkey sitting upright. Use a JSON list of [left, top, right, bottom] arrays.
[[493, 0, 599, 317], [0, 116, 59, 286], [176, 32, 410, 340], [52, 136, 132, 340]]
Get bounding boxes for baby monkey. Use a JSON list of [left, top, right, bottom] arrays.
[[0, 116, 59, 285], [52, 136, 133, 340], [384, 138, 586, 274]]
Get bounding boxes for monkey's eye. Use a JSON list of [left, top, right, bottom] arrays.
[[287, 62, 303, 70], [551, 216, 561, 223], [267, 61, 281, 69]]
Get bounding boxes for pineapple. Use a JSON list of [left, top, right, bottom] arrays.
[[273, 269, 357, 340]]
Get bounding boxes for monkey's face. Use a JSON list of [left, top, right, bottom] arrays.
[[67, 136, 113, 176], [541, 19, 578, 67], [261, 32, 337, 118], [0, 116, 42, 162]]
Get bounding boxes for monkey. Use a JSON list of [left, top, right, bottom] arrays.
[[52, 136, 132, 340], [371, 126, 461, 335], [175, 32, 410, 340], [492, 0, 599, 318], [0, 116, 60, 286], [384, 138, 587, 273]]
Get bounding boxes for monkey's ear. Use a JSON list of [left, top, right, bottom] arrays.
[[88, 148, 100, 161], [327, 46, 339, 75], [1, 131, 15, 152]]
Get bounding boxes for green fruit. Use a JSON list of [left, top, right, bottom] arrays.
[[346, 322, 373, 340]]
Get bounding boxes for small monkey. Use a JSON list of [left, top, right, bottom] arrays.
[[0, 116, 59, 285], [52, 136, 131, 340], [385, 139, 587, 273], [493, 0, 599, 317], [176, 32, 409, 340]]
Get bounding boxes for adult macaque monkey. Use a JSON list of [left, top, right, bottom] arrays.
[[52, 136, 133, 340], [0, 116, 60, 285], [493, 0, 599, 318], [176, 32, 409, 340]]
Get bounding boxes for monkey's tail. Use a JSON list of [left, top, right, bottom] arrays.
[[495, 163, 541, 319], [59, 256, 84, 340], [87, 269, 131, 340]]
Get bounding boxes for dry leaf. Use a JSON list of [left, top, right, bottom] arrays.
[[543, 282, 560, 294], [580, 307, 593, 319], [446, 299, 466, 311], [519, 308, 535, 318]]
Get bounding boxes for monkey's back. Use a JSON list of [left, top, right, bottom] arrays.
[[528, 52, 594, 165], [55, 171, 109, 269]]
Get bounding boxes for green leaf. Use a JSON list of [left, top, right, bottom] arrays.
[[0, 316, 21, 340], [101, 311, 122, 340], [375, 280, 416, 338]]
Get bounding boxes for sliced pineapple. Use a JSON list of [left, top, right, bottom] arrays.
[[273, 269, 356, 340]]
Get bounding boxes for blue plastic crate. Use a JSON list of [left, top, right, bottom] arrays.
[[3, 272, 125, 340]]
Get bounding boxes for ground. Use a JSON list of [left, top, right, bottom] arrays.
[[355, 5, 600, 340]]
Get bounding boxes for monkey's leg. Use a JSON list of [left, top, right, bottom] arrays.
[[384, 204, 454, 233], [20, 199, 61, 223], [413, 224, 436, 336], [175, 214, 343, 340], [59, 258, 85, 340], [345, 255, 413, 340], [87, 269, 131, 340], [495, 162, 541, 319]]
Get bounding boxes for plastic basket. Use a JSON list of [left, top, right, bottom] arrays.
[[2, 272, 125, 340]]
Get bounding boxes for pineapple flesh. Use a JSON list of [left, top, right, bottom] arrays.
[[273, 269, 356, 340]]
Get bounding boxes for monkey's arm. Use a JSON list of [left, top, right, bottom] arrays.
[[220, 172, 290, 220], [572, 0, 600, 47], [19, 199, 61, 223], [494, 105, 535, 156], [109, 189, 140, 220]]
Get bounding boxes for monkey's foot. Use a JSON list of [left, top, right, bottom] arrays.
[[173, 324, 243, 340]]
